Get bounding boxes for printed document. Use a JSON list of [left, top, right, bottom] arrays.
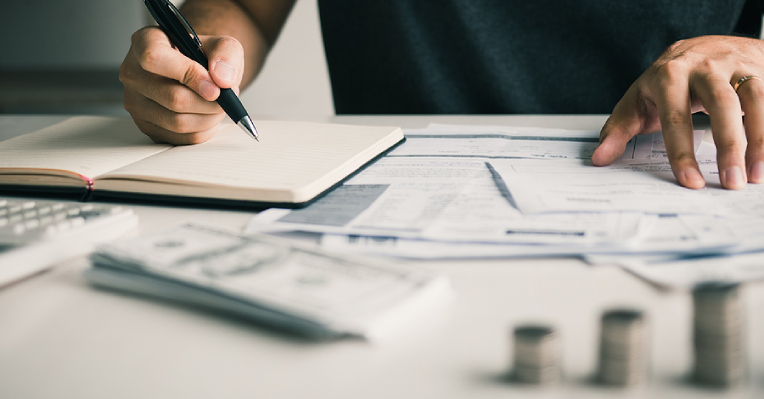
[[246, 124, 764, 288], [487, 141, 764, 217], [246, 124, 670, 245]]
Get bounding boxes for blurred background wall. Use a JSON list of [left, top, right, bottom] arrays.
[[0, 0, 334, 118]]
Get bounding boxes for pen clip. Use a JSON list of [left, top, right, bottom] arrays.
[[164, 0, 203, 50]]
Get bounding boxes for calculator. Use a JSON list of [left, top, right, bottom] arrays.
[[0, 198, 138, 287]]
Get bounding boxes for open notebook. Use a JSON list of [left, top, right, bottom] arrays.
[[0, 117, 404, 208]]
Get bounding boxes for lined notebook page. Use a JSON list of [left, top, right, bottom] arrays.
[[100, 121, 402, 202], [0, 117, 170, 180]]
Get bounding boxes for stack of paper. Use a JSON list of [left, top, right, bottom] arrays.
[[85, 224, 451, 341], [245, 124, 764, 289]]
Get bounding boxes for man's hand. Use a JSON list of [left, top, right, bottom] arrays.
[[119, 26, 245, 144], [593, 35, 764, 190]]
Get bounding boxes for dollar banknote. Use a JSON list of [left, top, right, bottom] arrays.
[[86, 224, 450, 341]]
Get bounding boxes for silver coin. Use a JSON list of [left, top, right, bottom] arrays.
[[512, 325, 559, 385], [692, 283, 745, 388], [598, 309, 647, 386]]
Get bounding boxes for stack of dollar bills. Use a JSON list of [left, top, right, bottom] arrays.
[[85, 224, 451, 342]]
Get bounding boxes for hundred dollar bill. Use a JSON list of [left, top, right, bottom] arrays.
[[85, 224, 451, 341]]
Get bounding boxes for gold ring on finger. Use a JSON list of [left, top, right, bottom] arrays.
[[733, 75, 762, 93]]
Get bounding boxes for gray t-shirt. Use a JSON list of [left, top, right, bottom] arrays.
[[318, 0, 761, 114]]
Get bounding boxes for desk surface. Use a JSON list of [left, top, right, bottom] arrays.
[[0, 115, 762, 399]]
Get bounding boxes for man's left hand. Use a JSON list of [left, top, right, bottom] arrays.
[[593, 35, 764, 190]]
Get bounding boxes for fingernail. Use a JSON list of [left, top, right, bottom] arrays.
[[750, 162, 764, 183], [722, 166, 745, 189], [682, 168, 705, 188], [214, 61, 235, 83], [200, 80, 217, 99]]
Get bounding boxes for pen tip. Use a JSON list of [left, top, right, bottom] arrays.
[[237, 116, 259, 142]]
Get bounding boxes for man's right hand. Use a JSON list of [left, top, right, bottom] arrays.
[[119, 26, 245, 145]]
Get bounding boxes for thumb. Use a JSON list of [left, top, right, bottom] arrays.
[[131, 26, 221, 102], [200, 35, 245, 90]]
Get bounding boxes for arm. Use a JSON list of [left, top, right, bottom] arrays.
[[119, 0, 296, 144]]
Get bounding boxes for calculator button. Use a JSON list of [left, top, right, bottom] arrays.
[[25, 220, 40, 229], [0, 198, 136, 246], [70, 217, 85, 227]]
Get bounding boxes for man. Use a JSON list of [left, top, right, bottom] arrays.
[[120, 0, 764, 190]]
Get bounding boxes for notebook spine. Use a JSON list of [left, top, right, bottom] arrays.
[[76, 174, 96, 202]]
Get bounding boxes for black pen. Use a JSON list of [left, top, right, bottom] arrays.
[[143, 0, 259, 141]]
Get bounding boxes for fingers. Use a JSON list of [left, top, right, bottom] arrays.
[[123, 29, 244, 109], [125, 89, 226, 132], [737, 77, 764, 182], [600, 37, 764, 190], [652, 62, 706, 189], [131, 27, 222, 102], [125, 68, 222, 115], [119, 27, 247, 144], [134, 119, 223, 145], [124, 88, 226, 143], [593, 85, 658, 166], [693, 74, 747, 189], [596, 57, 706, 189]]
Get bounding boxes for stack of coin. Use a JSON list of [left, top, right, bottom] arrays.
[[597, 309, 647, 386], [512, 325, 559, 385], [693, 283, 745, 387]]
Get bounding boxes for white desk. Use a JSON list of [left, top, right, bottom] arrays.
[[0, 115, 762, 398]]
